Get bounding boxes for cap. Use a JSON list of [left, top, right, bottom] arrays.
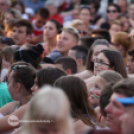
[[117, 96, 134, 106]]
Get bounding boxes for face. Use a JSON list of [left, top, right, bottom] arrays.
[[57, 31, 77, 55], [109, 24, 122, 38], [36, 15, 47, 28], [43, 21, 58, 40], [12, 26, 28, 46], [46, 4, 57, 16], [88, 76, 105, 106], [129, 4, 134, 19], [107, 6, 119, 20], [0, 0, 8, 13], [105, 93, 126, 133], [120, 106, 134, 134], [4, 13, 14, 24], [14, 4, 23, 13], [118, 0, 127, 13], [120, 17, 129, 32], [91, 45, 108, 62], [0, 43, 7, 51], [31, 77, 39, 95], [94, 53, 111, 76], [127, 55, 134, 74], [74, 24, 88, 37], [79, 9, 91, 25]]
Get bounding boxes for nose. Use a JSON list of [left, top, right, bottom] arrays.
[[127, 61, 131, 67], [105, 103, 112, 113], [89, 87, 95, 95], [31, 84, 37, 93]]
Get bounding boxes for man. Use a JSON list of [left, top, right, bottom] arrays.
[[68, 45, 88, 72], [117, 96, 134, 134], [127, 49, 134, 75], [117, 0, 128, 14], [55, 57, 77, 75], [11, 19, 33, 46], [105, 78, 134, 134], [0, 0, 10, 16]]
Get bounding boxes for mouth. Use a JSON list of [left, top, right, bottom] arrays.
[[106, 114, 112, 122]]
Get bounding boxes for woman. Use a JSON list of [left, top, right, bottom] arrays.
[[94, 49, 127, 78], [43, 20, 63, 57], [54, 76, 98, 134], [75, 39, 110, 80], [0, 61, 35, 116], [21, 86, 74, 134]]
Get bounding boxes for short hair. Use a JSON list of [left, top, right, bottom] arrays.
[[70, 19, 85, 27], [110, 20, 123, 28], [128, 48, 134, 59], [55, 57, 77, 74], [113, 78, 134, 97], [37, 7, 49, 19], [36, 67, 66, 88], [62, 27, 80, 43], [107, 3, 121, 13], [71, 45, 88, 65], [90, 29, 111, 43], [100, 82, 114, 117], [13, 19, 33, 35]]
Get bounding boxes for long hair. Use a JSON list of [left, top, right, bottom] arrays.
[[54, 76, 97, 128]]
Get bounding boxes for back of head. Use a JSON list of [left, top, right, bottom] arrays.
[[37, 7, 49, 19], [100, 49, 127, 78], [22, 86, 73, 134], [36, 67, 66, 88], [54, 76, 96, 127], [70, 19, 85, 27], [113, 78, 134, 97], [55, 57, 77, 74], [90, 29, 111, 43]]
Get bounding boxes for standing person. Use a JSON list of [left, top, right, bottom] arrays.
[[43, 20, 63, 57], [11, 19, 33, 46]]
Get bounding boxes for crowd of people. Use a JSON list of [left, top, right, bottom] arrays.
[[0, 0, 134, 134]]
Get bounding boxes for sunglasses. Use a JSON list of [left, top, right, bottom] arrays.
[[78, 30, 87, 36], [107, 10, 117, 13]]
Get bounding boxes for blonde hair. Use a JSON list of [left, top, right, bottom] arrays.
[[21, 86, 74, 134], [70, 19, 85, 27]]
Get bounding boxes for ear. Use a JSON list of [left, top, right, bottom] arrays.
[[16, 83, 21, 93], [119, 45, 123, 51], [77, 59, 83, 66], [65, 69, 72, 75], [109, 66, 114, 71]]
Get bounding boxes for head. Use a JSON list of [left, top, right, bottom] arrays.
[[68, 45, 88, 72], [0, 46, 15, 69], [70, 19, 88, 37], [0, 0, 11, 13], [111, 32, 134, 58], [54, 76, 96, 127], [36, 7, 49, 28], [57, 27, 80, 56], [86, 39, 109, 71], [88, 70, 122, 107], [3, 8, 21, 24], [6, 61, 35, 101], [118, 96, 134, 134], [117, 0, 127, 13], [109, 20, 122, 38], [94, 49, 127, 78], [105, 78, 134, 134], [31, 67, 66, 94], [11, 19, 33, 46], [128, 3, 134, 19], [79, 6, 91, 26], [22, 86, 73, 134], [55, 57, 77, 75], [43, 20, 63, 41], [90, 29, 111, 43], [107, 3, 120, 21]]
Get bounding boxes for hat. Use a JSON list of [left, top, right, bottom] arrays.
[[117, 96, 134, 106]]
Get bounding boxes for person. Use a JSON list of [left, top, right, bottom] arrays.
[[94, 49, 127, 78], [79, 5, 98, 31], [117, 0, 128, 14], [128, 3, 134, 28], [54, 76, 98, 134], [48, 26, 80, 62], [31, 7, 49, 44], [117, 96, 134, 134], [55, 57, 77, 75], [75, 39, 110, 80], [43, 19, 63, 56], [70, 19, 88, 37], [111, 32, 134, 61], [105, 78, 134, 134], [21, 86, 74, 134], [68, 45, 88, 72], [11, 19, 33, 46]]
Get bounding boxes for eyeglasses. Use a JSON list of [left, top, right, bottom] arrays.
[[107, 10, 117, 13], [78, 30, 87, 36], [94, 59, 110, 66]]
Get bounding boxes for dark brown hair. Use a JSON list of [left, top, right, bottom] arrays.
[[54, 76, 97, 128], [37, 7, 49, 19]]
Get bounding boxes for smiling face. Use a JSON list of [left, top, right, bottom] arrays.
[[94, 53, 111, 76], [88, 76, 106, 106], [105, 93, 126, 133]]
